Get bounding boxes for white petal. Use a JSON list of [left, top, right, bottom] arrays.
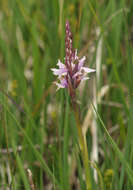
[[78, 56, 86, 70], [75, 49, 78, 59], [82, 67, 95, 73], [81, 77, 90, 81], [72, 71, 82, 79], [51, 68, 67, 76], [55, 82, 65, 91], [57, 60, 66, 69]]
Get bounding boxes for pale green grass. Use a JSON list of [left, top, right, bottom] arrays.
[[0, 0, 133, 189]]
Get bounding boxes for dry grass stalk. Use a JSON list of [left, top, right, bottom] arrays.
[[27, 169, 36, 190]]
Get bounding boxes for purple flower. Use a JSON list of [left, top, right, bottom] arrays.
[[51, 21, 95, 93]]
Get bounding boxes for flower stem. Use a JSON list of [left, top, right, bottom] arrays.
[[73, 102, 92, 190]]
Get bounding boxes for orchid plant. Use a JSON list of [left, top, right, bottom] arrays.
[[51, 20, 95, 190]]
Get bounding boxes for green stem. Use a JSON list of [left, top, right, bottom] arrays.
[[73, 104, 92, 190]]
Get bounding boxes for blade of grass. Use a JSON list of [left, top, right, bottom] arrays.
[[1, 100, 61, 189], [91, 100, 133, 185], [11, 140, 31, 190]]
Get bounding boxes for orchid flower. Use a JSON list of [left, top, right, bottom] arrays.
[[51, 21, 95, 94]]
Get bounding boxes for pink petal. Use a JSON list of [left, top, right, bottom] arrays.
[[60, 78, 68, 87], [51, 68, 67, 76], [81, 77, 89, 81], [78, 56, 86, 70], [72, 71, 81, 79], [55, 82, 65, 91], [57, 60, 66, 69], [55, 78, 68, 91], [82, 67, 95, 73]]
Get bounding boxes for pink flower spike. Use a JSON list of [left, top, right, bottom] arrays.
[[51, 20, 95, 92]]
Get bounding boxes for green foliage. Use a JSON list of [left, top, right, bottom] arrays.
[[0, 0, 133, 189]]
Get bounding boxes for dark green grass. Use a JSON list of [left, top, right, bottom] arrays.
[[0, 0, 133, 189]]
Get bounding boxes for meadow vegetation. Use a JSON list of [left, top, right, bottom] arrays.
[[0, 0, 133, 189]]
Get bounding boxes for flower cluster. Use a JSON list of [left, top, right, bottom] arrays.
[[51, 21, 95, 96]]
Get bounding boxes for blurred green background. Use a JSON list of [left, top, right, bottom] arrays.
[[0, 0, 133, 189]]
